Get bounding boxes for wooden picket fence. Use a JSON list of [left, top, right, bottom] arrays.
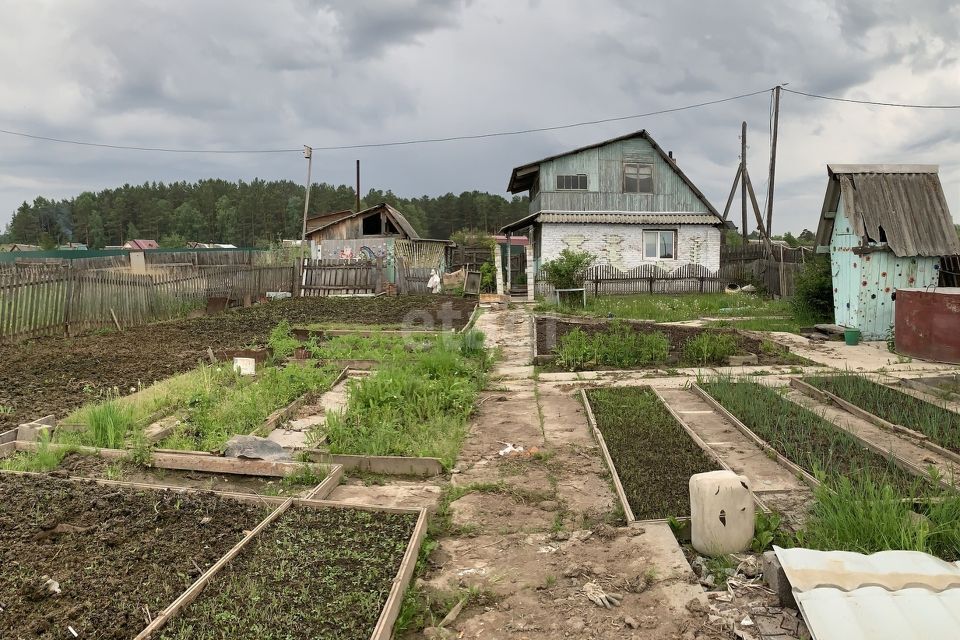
[[0, 264, 295, 342], [299, 258, 385, 296]]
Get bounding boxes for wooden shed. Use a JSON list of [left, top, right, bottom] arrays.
[[815, 165, 960, 340], [305, 203, 419, 261]]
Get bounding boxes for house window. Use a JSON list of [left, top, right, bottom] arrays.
[[643, 230, 676, 259], [624, 163, 653, 193], [556, 174, 588, 190]]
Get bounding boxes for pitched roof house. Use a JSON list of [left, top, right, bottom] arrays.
[[500, 130, 724, 276], [814, 164, 960, 339]]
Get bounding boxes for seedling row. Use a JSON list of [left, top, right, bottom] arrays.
[[583, 386, 721, 521]]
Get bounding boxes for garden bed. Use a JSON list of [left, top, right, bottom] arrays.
[[583, 386, 720, 521], [694, 379, 919, 492], [801, 374, 960, 456], [535, 316, 803, 370], [0, 472, 269, 638], [152, 503, 424, 640], [0, 295, 476, 433]]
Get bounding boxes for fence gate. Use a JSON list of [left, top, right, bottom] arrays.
[[299, 258, 384, 296]]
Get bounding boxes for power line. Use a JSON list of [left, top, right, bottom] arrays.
[[0, 128, 300, 153], [782, 87, 960, 109], [309, 88, 774, 150], [0, 87, 774, 154]]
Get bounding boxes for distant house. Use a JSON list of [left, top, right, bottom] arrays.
[[814, 164, 960, 340], [8, 243, 41, 252], [123, 239, 159, 250], [305, 203, 419, 260], [58, 242, 87, 251], [500, 130, 725, 286]]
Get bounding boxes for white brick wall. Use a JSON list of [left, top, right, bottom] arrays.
[[538, 223, 720, 272]]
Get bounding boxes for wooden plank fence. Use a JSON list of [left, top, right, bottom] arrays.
[[0, 264, 294, 343], [396, 256, 433, 294], [299, 258, 385, 296]]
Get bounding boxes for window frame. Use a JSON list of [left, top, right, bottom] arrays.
[[555, 173, 588, 190], [642, 229, 677, 260], [623, 162, 654, 194]]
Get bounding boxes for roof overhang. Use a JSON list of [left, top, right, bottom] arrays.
[[499, 211, 723, 234]]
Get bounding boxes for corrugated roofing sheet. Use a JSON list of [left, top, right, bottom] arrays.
[[774, 546, 960, 640], [796, 587, 960, 640], [538, 212, 720, 225], [815, 166, 960, 257]]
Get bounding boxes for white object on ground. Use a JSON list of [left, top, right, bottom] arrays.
[[427, 269, 442, 293], [690, 470, 755, 556], [498, 443, 524, 456], [233, 357, 256, 376]]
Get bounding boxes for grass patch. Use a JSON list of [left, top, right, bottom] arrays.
[[804, 374, 960, 454], [85, 397, 135, 449], [322, 332, 488, 469], [538, 293, 793, 323], [586, 387, 719, 519], [160, 363, 339, 452], [681, 333, 738, 366], [705, 316, 811, 333], [0, 432, 72, 472]]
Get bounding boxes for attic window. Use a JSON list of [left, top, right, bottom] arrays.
[[623, 163, 653, 193], [362, 214, 381, 236], [385, 218, 399, 235], [556, 174, 588, 190]]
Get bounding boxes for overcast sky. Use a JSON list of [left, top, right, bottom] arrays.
[[1, 0, 958, 235]]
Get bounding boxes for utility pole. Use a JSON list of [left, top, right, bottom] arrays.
[[355, 160, 361, 212], [300, 145, 313, 257], [741, 121, 747, 243], [765, 85, 781, 238]]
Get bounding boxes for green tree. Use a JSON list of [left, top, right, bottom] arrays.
[[88, 210, 106, 249], [159, 232, 187, 248]]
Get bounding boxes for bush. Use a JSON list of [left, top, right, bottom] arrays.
[[539, 249, 594, 290], [479, 261, 496, 293], [792, 256, 833, 321]]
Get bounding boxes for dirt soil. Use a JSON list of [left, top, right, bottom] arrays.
[[0, 472, 267, 639], [0, 295, 474, 432], [157, 505, 417, 640], [536, 317, 801, 369]]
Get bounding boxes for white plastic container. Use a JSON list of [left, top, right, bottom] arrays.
[[689, 470, 754, 556], [233, 357, 257, 376]]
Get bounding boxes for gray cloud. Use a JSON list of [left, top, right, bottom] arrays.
[[0, 0, 958, 236]]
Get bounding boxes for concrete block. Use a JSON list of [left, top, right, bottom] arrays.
[[17, 423, 53, 443], [762, 550, 796, 608]]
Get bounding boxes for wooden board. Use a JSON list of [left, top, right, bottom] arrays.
[[300, 450, 445, 477]]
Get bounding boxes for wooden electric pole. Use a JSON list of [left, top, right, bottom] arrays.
[[300, 145, 313, 256], [741, 121, 748, 242], [766, 85, 781, 237]]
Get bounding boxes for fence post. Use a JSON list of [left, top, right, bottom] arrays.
[[63, 264, 73, 336], [294, 260, 303, 298]]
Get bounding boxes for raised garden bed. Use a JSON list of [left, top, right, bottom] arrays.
[[535, 316, 804, 370], [583, 386, 720, 521], [801, 374, 960, 456], [896, 374, 960, 403], [153, 503, 424, 640], [0, 295, 476, 433], [0, 472, 269, 638], [694, 379, 919, 492]]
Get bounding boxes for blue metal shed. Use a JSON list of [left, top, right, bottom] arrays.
[[815, 165, 960, 340]]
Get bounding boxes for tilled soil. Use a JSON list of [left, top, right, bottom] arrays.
[[0, 472, 268, 639], [536, 316, 801, 369], [158, 506, 418, 640], [0, 295, 475, 431]]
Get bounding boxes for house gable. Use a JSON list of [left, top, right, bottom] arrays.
[[507, 130, 719, 219]]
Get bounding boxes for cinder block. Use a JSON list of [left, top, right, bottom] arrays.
[[727, 353, 759, 366]]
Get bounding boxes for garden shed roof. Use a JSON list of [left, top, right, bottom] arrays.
[[815, 165, 960, 257]]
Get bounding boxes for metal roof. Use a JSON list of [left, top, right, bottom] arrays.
[[499, 211, 720, 234], [814, 165, 960, 257], [505, 129, 721, 218], [774, 546, 960, 640]]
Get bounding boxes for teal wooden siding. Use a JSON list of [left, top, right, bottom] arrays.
[[534, 137, 708, 214], [830, 192, 940, 339]]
